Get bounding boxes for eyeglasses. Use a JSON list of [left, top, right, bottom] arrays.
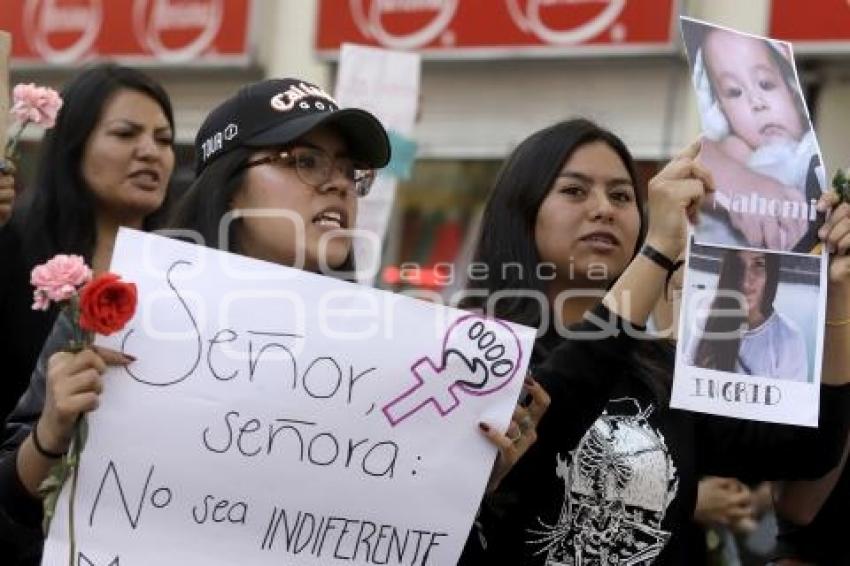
[[243, 146, 376, 197]]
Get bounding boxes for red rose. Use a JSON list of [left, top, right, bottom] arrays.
[[78, 273, 138, 336]]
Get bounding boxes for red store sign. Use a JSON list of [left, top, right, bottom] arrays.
[[0, 0, 253, 66], [770, 0, 850, 52], [316, 0, 678, 58]]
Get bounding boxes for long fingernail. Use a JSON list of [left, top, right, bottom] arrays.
[[123, 353, 137, 363], [478, 423, 490, 432]]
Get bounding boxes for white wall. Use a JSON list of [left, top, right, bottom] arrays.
[[414, 58, 694, 160], [815, 75, 850, 174], [257, 0, 330, 88], [686, 0, 770, 35]]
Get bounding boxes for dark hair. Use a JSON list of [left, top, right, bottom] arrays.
[[14, 62, 175, 266], [464, 118, 646, 328], [166, 147, 250, 251], [694, 250, 780, 372], [167, 146, 357, 276]]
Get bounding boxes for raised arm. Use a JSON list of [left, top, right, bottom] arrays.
[[532, 141, 713, 449], [603, 140, 714, 325]]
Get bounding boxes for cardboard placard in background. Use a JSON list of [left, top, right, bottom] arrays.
[[0, 31, 11, 164]]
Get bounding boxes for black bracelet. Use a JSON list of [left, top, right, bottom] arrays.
[[31, 424, 66, 459], [640, 244, 684, 300]]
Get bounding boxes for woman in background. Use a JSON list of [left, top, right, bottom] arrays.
[[0, 62, 175, 566], [0, 63, 176, 424]]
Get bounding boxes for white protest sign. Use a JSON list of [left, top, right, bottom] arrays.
[[42, 229, 535, 566], [335, 44, 421, 286], [671, 18, 829, 426]]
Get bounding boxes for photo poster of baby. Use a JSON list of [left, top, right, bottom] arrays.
[[681, 16, 827, 254], [671, 18, 829, 427]]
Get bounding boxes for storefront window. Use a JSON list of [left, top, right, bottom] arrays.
[[380, 159, 500, 293], [381, 158, 662, 296]]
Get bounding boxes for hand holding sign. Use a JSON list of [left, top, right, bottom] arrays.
[[382, 315, 523, 425]]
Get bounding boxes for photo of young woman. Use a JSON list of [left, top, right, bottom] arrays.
[[682, 245, 821, 382]]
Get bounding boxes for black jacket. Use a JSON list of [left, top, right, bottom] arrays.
[[0, 224, 58, 565], [0, 312, 74, 564]]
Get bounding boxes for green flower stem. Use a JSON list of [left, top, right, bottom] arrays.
[[37, 298, 90, 562], [67, 420, 83, 566], [4, 120, 29, 163], [66, 297, 85, 565]]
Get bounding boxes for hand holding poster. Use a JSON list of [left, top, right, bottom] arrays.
[[41, 229, 535, 565], [671, 18, 829, 427]]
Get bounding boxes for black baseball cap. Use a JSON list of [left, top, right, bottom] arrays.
[[194, 78, 391, 175]]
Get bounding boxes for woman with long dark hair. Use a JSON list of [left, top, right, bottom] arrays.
[[0, 62, 175, 565], [462, 118, 850, 565], [0, 63, 176, 425], [689, 249, 808, 380]]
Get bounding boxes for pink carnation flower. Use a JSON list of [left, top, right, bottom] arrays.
[[30, 254, 92, 308], [10, 83, 63, 128]]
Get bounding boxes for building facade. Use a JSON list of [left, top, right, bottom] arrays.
[[4, 0, 849, 287]]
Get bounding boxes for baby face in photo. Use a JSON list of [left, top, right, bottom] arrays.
[[703, 30, 804, 152]]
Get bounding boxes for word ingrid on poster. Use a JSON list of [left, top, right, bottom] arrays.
[[41, 229, 535, 566], [690, 375, 782, 406]]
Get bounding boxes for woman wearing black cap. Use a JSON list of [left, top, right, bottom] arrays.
[[0, 78, 545, 563], [168, 79, 547, 477], [171, 77, 390, 275], [171, 76, 548, 498]]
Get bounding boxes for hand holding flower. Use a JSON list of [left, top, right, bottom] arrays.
[[38, 346, 133, 454], [28, 256, 137, 564]]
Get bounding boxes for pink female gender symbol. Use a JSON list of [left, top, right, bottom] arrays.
[[382, 314, 523, 426]]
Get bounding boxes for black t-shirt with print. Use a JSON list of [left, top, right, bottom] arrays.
[[468, 304, 850, 566]]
